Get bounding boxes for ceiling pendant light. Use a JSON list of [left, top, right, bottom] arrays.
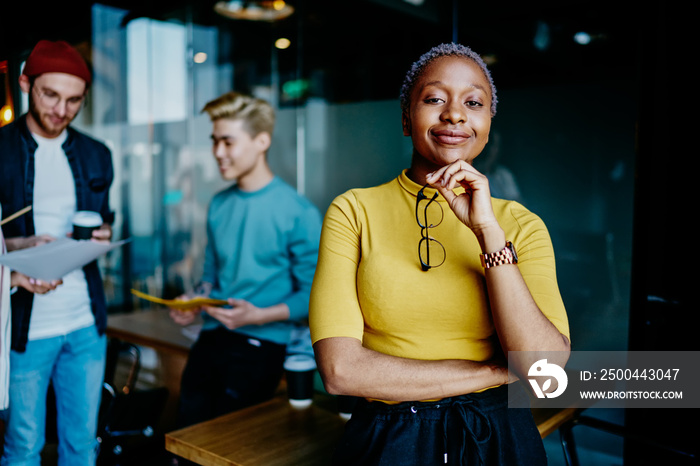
[[213, 1, 294, 22]]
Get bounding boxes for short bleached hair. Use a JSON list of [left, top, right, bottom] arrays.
[[201, 91, 276, 137], [400, 43, 498, 117]]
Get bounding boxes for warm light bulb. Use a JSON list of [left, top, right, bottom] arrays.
[[275, 38, 291, 50], [194, 52, 208, 64], [1, 105, 12, 124]]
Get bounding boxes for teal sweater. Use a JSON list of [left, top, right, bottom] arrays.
[[201, 177, 321, 345]]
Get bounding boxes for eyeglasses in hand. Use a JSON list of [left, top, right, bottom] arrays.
[[415, 184, 445, 271]]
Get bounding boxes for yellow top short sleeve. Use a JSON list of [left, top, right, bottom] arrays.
[[309, 170, 569, 363]]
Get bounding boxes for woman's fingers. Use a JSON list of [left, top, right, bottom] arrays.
[[426, 160, 497, 230], [430, 161, 486, 190]]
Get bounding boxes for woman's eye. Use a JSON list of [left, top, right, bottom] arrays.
[[466, 100, 483, 108], [424, 97, 443, 104]]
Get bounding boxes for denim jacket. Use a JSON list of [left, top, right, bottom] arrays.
[[0, 115, 114, 352]]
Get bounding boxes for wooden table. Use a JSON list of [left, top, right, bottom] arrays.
[[166, 396, 346, 466], [106, 308, 198, 356], [165, 394, 580, 466]]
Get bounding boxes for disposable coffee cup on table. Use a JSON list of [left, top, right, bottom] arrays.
[[337, 395, 357, 420], [72, 211, 103, 240], [283, 354, 316, 409]]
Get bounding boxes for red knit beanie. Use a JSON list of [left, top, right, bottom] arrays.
[[22, 40, 92, 86]]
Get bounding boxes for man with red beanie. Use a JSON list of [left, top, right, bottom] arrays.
[[0, 39, 114, 465]]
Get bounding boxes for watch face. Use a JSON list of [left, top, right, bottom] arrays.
[[507, 241, 518, 263]]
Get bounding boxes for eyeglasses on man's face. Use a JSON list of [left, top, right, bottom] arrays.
[[415, 184, 445, 271], [32, 86, 85, 113]]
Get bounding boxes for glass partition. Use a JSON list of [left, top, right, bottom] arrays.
[[0, 3, 638, 462], [78, 1, 636, 357]]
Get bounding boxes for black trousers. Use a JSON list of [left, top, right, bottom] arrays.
[[332, 384, 547, 466], [176, 326, 286, 429]]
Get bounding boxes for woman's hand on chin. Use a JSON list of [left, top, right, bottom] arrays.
[[426, 160, 499, 234]]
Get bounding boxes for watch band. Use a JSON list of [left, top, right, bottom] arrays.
[[480, 241, 518, 269]]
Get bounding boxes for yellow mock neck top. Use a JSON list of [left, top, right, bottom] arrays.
[[310, 170, 569, 363]]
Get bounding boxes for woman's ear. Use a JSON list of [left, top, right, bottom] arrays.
[[402, 112, 411, 136]]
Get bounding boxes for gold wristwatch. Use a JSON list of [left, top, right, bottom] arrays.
[[480, 241, 518, 269]]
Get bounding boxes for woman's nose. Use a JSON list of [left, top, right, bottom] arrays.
[[441, 101, 466, 124]]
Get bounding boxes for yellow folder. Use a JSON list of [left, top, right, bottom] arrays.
[[130, 288, 228, 311]]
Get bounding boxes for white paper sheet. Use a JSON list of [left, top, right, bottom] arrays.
[[0, 237, 129, 281]]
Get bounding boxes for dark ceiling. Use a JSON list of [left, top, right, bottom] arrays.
[[2, 1, 648, 103]]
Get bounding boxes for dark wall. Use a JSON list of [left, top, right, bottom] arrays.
[[625, 4, 696, 464]]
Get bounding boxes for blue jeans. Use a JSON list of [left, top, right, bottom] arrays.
[[1, 325, 106, 466]]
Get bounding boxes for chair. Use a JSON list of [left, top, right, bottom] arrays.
[[97, 339, 169, 465]]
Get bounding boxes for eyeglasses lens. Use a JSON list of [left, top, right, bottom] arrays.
[[416, 186, 445, 271]]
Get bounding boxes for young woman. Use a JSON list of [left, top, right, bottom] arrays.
[[309, 43, 570, 465]]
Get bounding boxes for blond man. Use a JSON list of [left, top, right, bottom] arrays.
[[168, 92, 321, 430]]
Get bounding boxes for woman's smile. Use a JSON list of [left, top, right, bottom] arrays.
[[431, 128, 470, 145]]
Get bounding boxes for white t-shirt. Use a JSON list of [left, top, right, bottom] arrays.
[[29, 131, 94, 340]]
